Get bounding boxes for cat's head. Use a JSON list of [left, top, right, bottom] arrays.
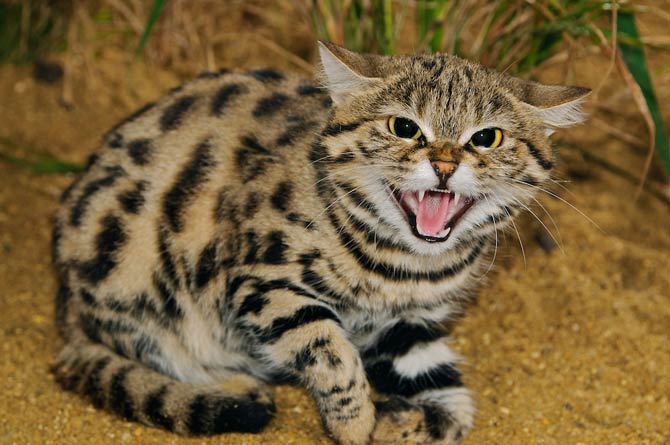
[[316, 42, 590, 256]]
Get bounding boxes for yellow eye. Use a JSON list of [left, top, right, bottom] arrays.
[[389, 116, 422, 140], [469, 128, 503, 149]]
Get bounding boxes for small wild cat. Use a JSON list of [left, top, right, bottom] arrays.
[[51, 42, 589, 444]]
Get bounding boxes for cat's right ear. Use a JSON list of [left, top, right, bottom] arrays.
[[317, 41, 381, 105]]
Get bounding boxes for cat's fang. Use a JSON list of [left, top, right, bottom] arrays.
[[417, 190, 426, 202]]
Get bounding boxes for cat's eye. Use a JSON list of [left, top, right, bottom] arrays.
[[469, 128, 503, 149], [388, 116, 422, 140]]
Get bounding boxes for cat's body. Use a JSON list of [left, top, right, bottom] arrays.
[[52, 42, 588, 444]]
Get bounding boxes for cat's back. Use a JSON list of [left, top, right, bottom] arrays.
[[52, 68, 331, 297]]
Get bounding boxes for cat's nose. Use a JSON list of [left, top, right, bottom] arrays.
[[431, 160, 458, 190]]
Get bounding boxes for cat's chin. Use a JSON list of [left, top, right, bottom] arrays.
[[388, 188, 475, 244]]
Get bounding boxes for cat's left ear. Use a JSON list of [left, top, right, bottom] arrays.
[[503, 77, 591, 134], [317, 41, 383, 105]]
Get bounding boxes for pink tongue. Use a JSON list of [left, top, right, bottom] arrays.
[[416, 192, 451, 236]]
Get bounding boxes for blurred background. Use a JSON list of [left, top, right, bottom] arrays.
[[0, 1, 668, 445]]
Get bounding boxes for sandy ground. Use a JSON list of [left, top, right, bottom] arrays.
[[1, 9, 670, 445]]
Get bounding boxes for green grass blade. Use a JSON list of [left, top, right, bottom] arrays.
[[617, 11, 670, 176], [0, 152, 83, 174], [135, 0, 166, 57]]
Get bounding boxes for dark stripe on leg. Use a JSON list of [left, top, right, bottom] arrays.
[[109, 365, 136, 420], [365, 361, 462, 397], [258, 305, 340, 344], [363, 321, 446, 358], [82, 356, 112, 408], [143, 385, 175, 431]]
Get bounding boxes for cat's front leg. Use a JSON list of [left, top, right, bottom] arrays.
[[363, 320, 474, 443], [231, 277, 375, 445]]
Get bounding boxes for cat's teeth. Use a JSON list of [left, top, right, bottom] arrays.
[[453, 192, 461, 206], [417, 190, 425, 202]]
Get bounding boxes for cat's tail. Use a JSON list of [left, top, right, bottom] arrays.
[[52, 340, 276, 435]]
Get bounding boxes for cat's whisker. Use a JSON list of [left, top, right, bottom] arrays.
[[505, 178, 603, 233], [478, 195, 499, 281], [506, 194, 565, 255], [306, 177, 383, 229], [504, 206, 527, 268]]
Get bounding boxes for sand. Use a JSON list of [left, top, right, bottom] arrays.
[[1, 7, 669, 445]]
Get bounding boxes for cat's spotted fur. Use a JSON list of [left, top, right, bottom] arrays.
[[51, 42, 589, 444]]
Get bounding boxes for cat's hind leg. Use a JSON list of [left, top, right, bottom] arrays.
[[53, 338, 276, 435]]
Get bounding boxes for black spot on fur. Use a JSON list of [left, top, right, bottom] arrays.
[[297, 84, 322, 96], [333, 150, 355, 163], [80, 289, 98, 307], [298, 249, 321, 266], [237, 292, 268, 317], [54, 283, 71, 333], [195, 241, 218, 289], [157, 228, 180, 288], [276, 120, 317, 146], [78, 214, 127, 284], [186, 393, 275, 435], [211, 83, 247, 116], [270, 181, 292, 212], [248, 68, 284, 82], [154, 274, 183, 320], [70, 166, 125, 227], [160, 95, 197, 131], [163, 138, 215, 232], [109, 366, 136, 420], [244, 192, 261, 218], [521, 175, 538, 186], [263, 231, 287, 264], [253, 92, 288, 118], [323, 121, 361, 137], [79, 312, 102, 343], [243, 231, 260, 264], [107, 132, 124, 149], [84, 153, 99, 170], [144, 385, 175, 431], [235, 135, 275, 182], [127, 139, 153, 166], [294, 345, 317, 372], [118, 181, 147, 214], [196, 71, 218, 79]]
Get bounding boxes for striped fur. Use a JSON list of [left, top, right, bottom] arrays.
[[51, 43, 588, 444]]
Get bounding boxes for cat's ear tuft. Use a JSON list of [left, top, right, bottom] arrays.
[[317, 41, 380, 105], [503, 77, 591, 132]]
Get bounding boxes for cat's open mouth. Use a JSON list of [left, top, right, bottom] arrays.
[[390, 188, 475, 243]]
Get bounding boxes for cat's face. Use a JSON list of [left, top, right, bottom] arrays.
[[318, 42, 589, 256]]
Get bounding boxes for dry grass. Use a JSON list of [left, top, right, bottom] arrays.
[[0, 0, 668, 196]]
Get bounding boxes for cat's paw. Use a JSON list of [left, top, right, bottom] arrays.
[[373, 388, 474, 444], [320, 393, 376, 445]]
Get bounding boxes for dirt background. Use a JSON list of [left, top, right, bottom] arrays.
[[0, 2, 669, 445]]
